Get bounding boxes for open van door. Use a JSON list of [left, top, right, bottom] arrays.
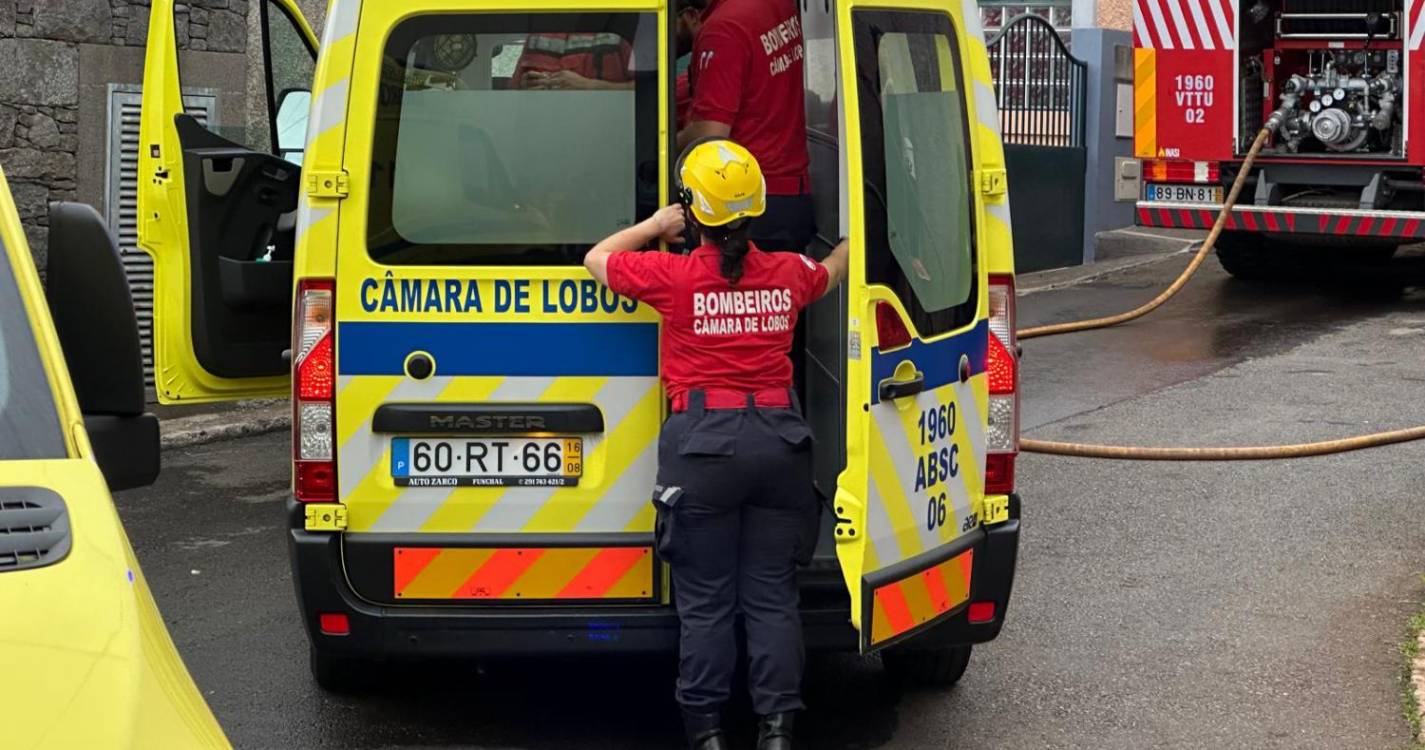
[[834, 1, 993, 654], [138, 0, 318, 404]]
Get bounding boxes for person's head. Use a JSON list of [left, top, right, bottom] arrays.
[[678, 138, 766, 285], [676, 0, 708, 56]]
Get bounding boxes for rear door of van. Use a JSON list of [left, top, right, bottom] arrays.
[[834, 0, 995, 653], [333, 2, 669, 605]]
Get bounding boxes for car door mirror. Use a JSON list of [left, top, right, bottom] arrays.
[[275, 88, 311, 164], [44, 202, 159, 492]]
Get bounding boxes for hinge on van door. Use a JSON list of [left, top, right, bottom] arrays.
[[977, 495, 1010, 526], [304, 503, 348, 532], [306, 170, 350, 199], [979, 168, 1008, 197]]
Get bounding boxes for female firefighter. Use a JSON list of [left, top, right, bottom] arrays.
[[585, 139, 849, 750]]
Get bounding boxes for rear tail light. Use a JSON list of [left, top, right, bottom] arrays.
[[1145, 159, 1219, 184], [875, 300, 913, 351], [985, 275, 1018, 495], [967, 601, 996, 624], [294, 279, 336, 502], [318, 612, 350, 636]]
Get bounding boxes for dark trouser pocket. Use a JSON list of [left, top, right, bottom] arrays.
[[653, 485, 685, 565]]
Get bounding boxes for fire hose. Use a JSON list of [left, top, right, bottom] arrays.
[[1018, 125, 1425, 460]]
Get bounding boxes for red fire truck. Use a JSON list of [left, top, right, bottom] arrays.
[[1133, 0, 1425, 278]]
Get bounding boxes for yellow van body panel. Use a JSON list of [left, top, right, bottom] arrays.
[[831, 0, 1012, 651], [327, 0, 671, 539], [0, 462, 230, 750], [0, 167, 229, 749], [291, 0, 355, 284]]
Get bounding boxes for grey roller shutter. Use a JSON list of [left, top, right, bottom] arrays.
[[105, 85, 219, 389]]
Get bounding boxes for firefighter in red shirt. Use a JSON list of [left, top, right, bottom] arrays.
[[513, 32, 634, 90], [586, 140, 848, 750], [677, 0, 814, 253], [673, 0, 706, 129]]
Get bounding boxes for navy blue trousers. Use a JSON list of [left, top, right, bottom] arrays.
[[654, 392, 821, 716]]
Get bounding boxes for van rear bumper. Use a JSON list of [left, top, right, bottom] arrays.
[[288, 495, 1019, 659]]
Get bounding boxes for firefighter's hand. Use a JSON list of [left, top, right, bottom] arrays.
[[646, 204, 686, 244], [526, 70, 596, 90]]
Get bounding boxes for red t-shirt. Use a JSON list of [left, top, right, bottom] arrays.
[[688, 0, 809, 195], [606, 245, 829, 400], [676, 71, 692, 130], [512, 33, 633, 89]]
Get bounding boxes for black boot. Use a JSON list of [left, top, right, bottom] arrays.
[[757, 712, 795, 750], [683, 709, 728, 750]]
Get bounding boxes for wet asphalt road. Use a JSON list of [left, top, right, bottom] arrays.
[[118, 244, 1425, 749]]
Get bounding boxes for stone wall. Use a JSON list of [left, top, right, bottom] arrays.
[[0, 0, 270, 270]]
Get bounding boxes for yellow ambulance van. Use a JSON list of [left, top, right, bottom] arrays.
[[0, 169, 228, 747], [137, 0, 1022, 691]]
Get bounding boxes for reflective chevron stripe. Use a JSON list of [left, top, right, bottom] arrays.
[[1134, 48, 1158, 159], [1411, 0, 1425, 51], [392, 545, 655, 601], [1135, 0, 1236, 50], [863, 320, 989, 578], [337, 374, 661, 535], [868, 548, 974, 647], [1137, 203, 1425, 239]]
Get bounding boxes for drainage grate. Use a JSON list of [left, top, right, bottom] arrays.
[[0, 488, 72, 572]]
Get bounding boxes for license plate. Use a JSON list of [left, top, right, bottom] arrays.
[[391, 437, 583, 487], [1147, 183, 1224, 203]]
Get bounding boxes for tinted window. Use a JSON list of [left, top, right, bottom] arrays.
[[0, 240, 66, 459], [854, 11, 977, 337], [369, 14, 661, 266]]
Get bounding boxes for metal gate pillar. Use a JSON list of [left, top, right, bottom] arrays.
[[1072, 28, 1137, 264]]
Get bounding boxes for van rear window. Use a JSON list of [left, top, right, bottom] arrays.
[[853, 10, 978, 338], [368, 13, 660, 266]]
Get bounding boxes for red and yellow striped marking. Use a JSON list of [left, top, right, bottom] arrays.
[[868, 549, 974, 647], [1134, 48, 1158, 159], [1137, 205, 1425, 240], [393, 546, 654, 601]]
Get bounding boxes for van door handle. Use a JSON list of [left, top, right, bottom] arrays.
[[878, 372, 925, 402]]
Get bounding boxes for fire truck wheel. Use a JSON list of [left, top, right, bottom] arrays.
[[881, 644, 972, 688], [310, 644, 379, 693], [1214, 232, 1276, 281]]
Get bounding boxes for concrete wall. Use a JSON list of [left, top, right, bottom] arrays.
[[1099, 0, 1132, 30], [1073, 27, 1136, 261], [1, 0, 326, 270]]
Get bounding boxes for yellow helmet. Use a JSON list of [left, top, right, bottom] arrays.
[[678, 139, 766, 228]]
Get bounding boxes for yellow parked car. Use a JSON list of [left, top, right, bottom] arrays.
[[0, 168, 228, 749]]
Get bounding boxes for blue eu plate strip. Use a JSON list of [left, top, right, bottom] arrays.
[[390, 438, 410, 478]]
